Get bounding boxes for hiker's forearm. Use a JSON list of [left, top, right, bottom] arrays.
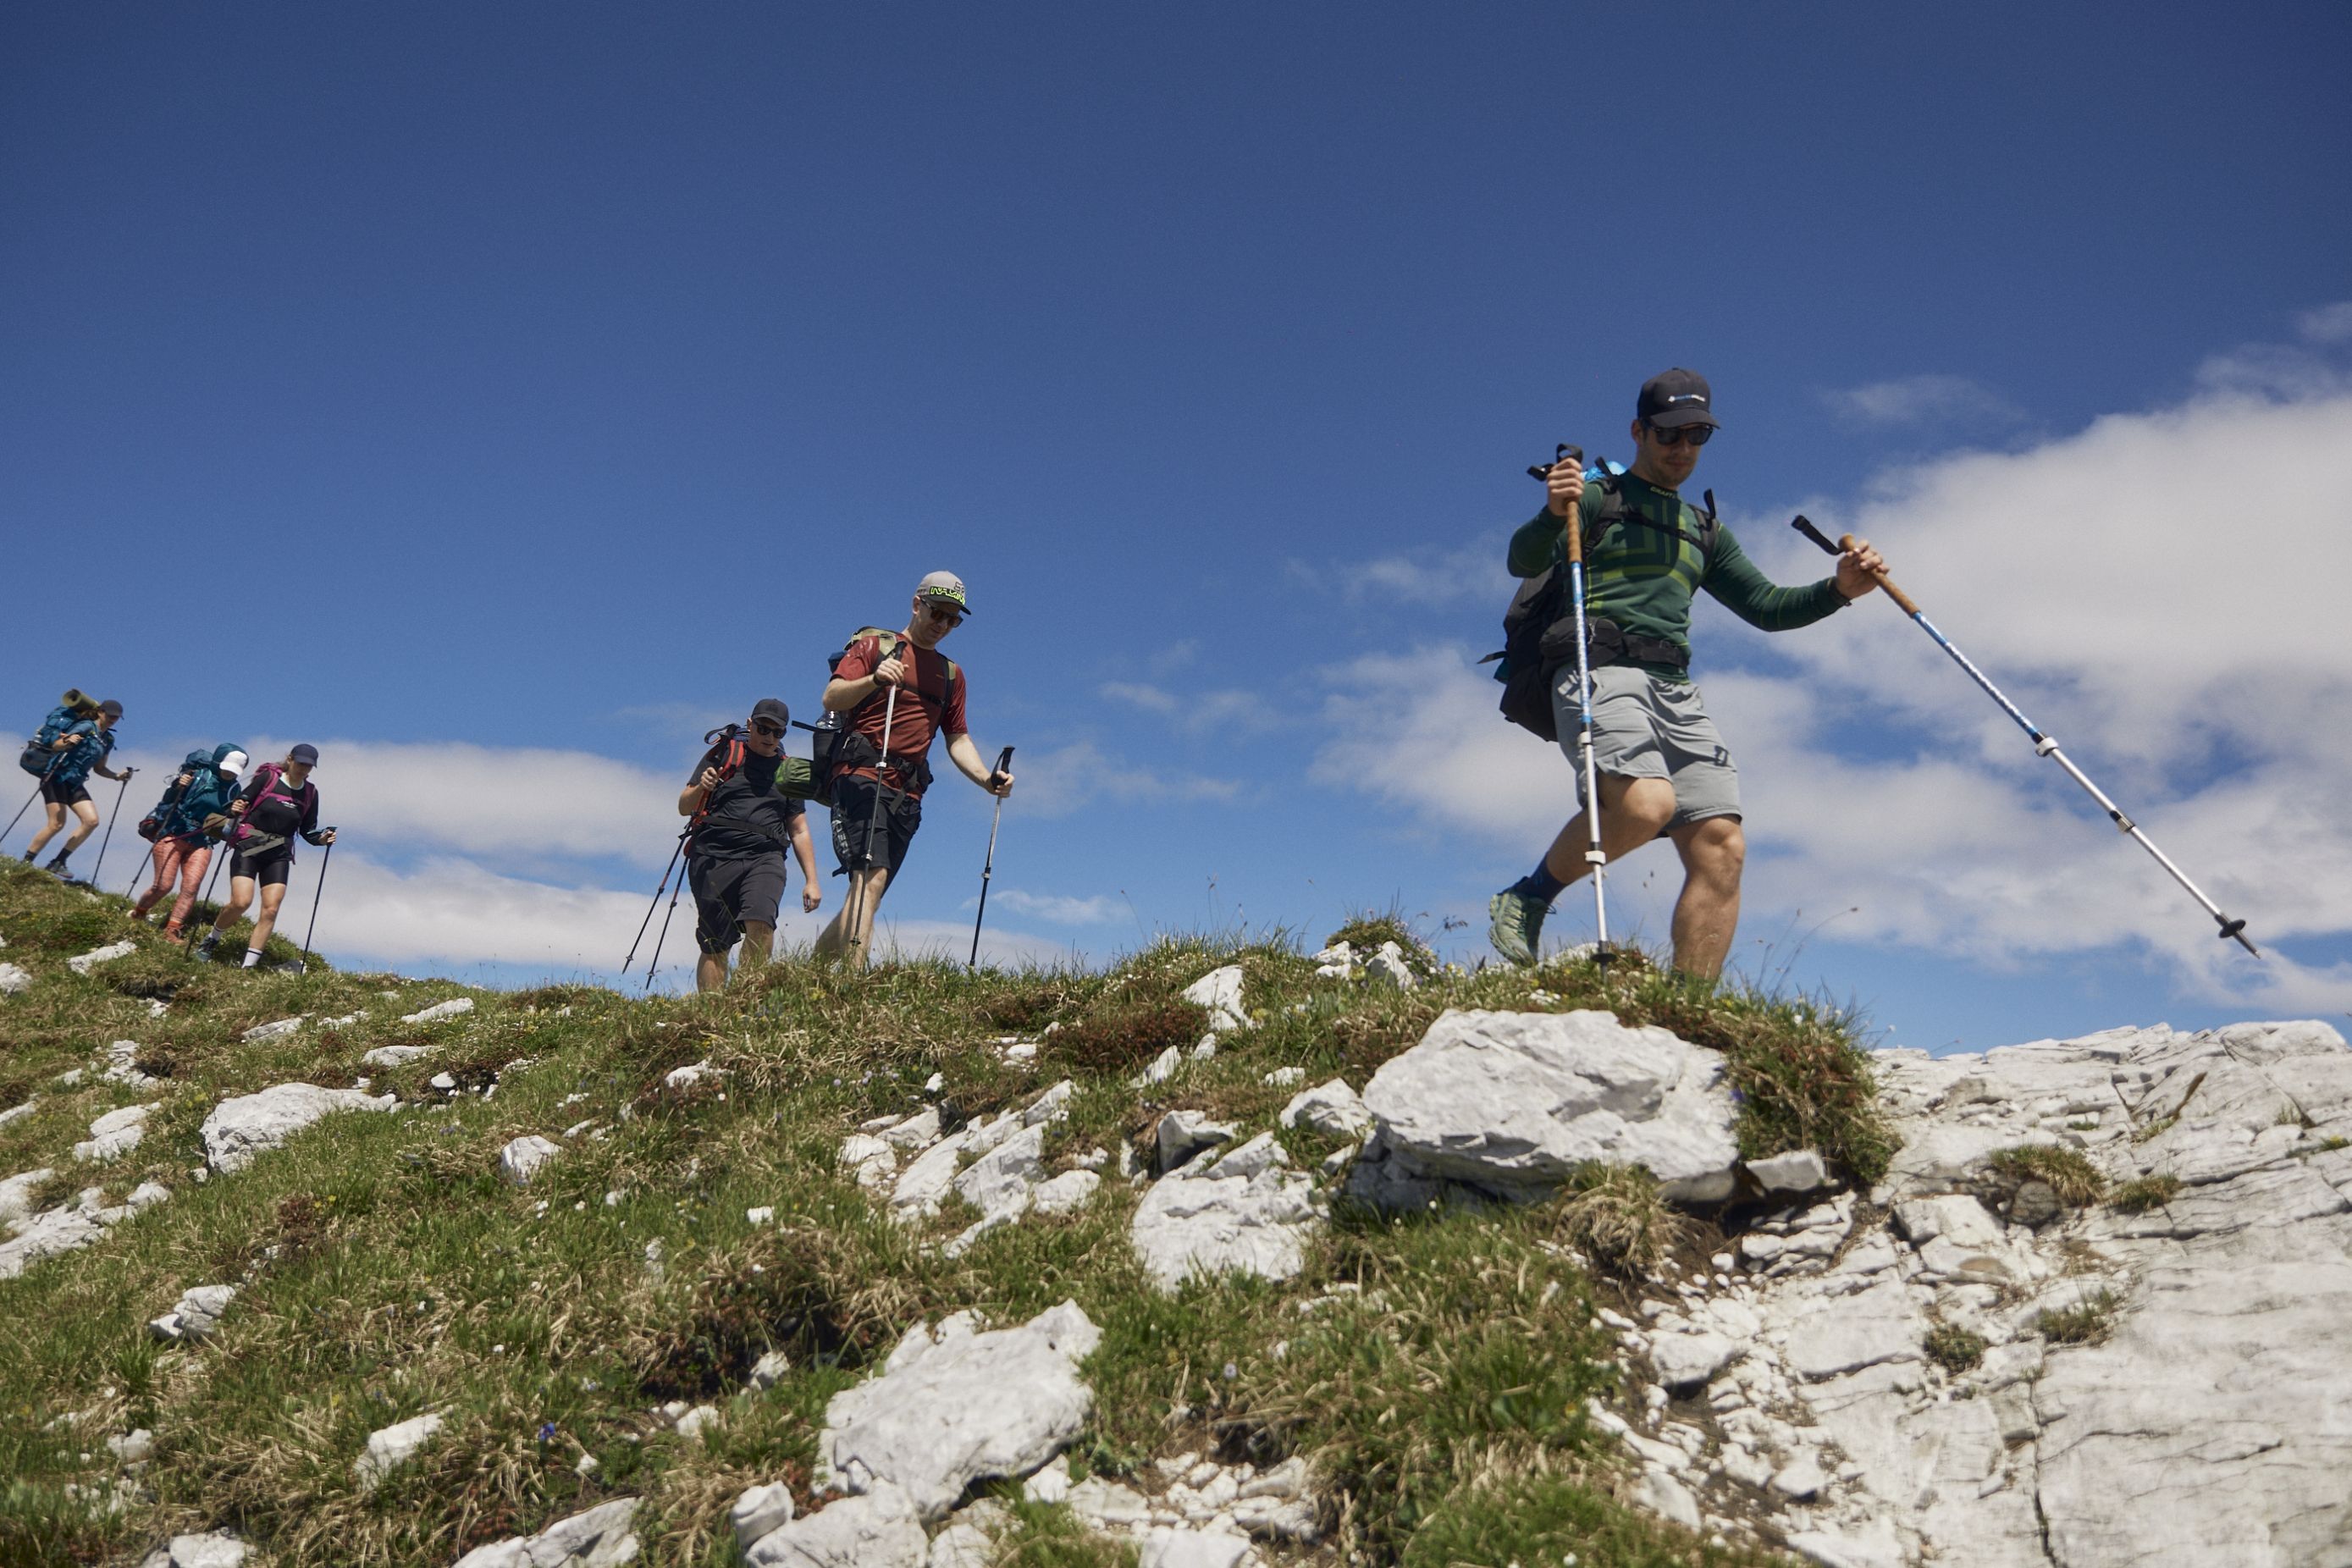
[[946, 732, 991, 786], [823, 676, 877, 713], [791, 819, 819, 885]]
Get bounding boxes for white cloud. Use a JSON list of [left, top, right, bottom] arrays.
[[1320, 536, 1515, 608], [1011, 740, 1241, 818], [1315, 355, 2352, 1015], [984, 889, 1127, 925], [1099, 682, 1279, 735], [2299, 301, 2352, 344], [1823, 374, 2021, 428]]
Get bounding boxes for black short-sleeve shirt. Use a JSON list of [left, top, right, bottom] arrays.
[[687, 744, 806, 861]]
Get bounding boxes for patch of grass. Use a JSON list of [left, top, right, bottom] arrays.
[[1547, 1163, 1687, 1279], [1042, 999, 1208, 1078], [1923, 1322, 1987, 1373], [1322, 908, 1441, 979], [1988, 1145, 2106, 1206], [2106, 1173, 2183, 1214], [1402, 1461, 1782, 1567], [991, 1500, 1141, 1567], [2035, 1289, 2122, 1345]]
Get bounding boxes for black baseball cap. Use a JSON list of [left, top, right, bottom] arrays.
[[750, 697, 791, 731], [1637, 368, 1720, 431], [97, 699, 124, 718], [290, 743, 320, 766]]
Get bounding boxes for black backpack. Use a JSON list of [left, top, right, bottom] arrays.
[[1485, 471, 1719, 743]]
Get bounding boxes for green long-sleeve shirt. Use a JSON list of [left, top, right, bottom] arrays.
[[1505, 472, 1849, 678]]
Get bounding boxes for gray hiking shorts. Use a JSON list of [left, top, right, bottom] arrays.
[[1550, 664, 1742, 831]]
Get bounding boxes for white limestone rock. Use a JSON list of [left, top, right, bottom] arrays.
[[1362, 940, 1417, 989], [725, 1482, 792, 1550], [240, 1016, 306, 1043], [1180, 965, 1252, 1034], [201, 1083, 397, 1172], [0, 961, 30, 995], [817, 1300, 1101, 1522], [1278, 1078, 1372, 1140], [354, 1411, 442, 1492], [0, 1201, 108, 1279], [452, 1497, 640, 1568], [361, 1044, 431, 1068], [499, 1135, 562, 1185], [1131, 1133, 1321, 1292], [149, 1284, 236, 1343], [67, 940, 137, 975], [399, 997, 474, 1024], [744, 1482, 925, 1567], [1361, 1008, 1742, 1203], [0, 1168, 53, 1225], [151, 1535, 251, 1568], [73, 1104, 152, 1162], [0, 1096, 36, 1128], [954, 1123, 1047, 1216], [1649, 1330, 1739, 1394], [1747, 1149, 1831, 1194], [1157, 1109, 1236, 1173], [1138, 1527, 1258, 1568], [1031, 1169, 1101, 1215]]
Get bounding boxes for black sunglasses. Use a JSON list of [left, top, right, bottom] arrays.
[[1646, 422, 1714, 448], [749, 721, 785, 737], [925, 604, 964, 626]]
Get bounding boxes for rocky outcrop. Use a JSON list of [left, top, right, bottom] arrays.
[[1580, 1019, 2352, 1568], [452, 1497, 639, 1567], [1358, 1008, 1742, 1204], [1131, 1133, 1321, 1291], [815, 1301, 1101, 1522], [201, 1083, 397, 1172]]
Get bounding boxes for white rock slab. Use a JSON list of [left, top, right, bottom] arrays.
[[498, 1136, 561, 1185], [0, 961, 29, 994], [1158, 1109, 1235, 1172], [1131, 1133, 1321, 1292], [354, 1411, 442, 1492], [240, 1017, 306, 1043], [1031, 1169, 1100, 1215], [732, 1481, 795, 1549], [1649, 1330, 1738, 1394], [0, 1096, 36, 1128], [201, 1084, 396, 1172], [398, 997, 474, 1024], [954, 1124, 1046, 1216], [1139, 1527, 1258, 1568], [153, 1535, 251, 1568], [744, 1481, 925, 1567], [74, 1104, 152, 1162], [1180, 965, 1251, 1034], [1279, 1079, 1372, 1139], [1747, 1149, 1830, 1193], [1361, 1009, 1742, 1203], [451, 1497, 640, 1568], [150, 1284, 236, 1342], [361, 1044, 431, 1068], [818, 1300, 1101, 1522], [67, 941, 137, 975], [0, 1168, 55, 1225]]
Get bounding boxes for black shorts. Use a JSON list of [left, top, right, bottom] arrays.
[[688, 851, 787, 954], [229, 848, 294, 888], [40, 778, 91, 808], [830, 776, 922, 877]]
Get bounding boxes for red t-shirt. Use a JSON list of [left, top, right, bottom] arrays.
[[835, 635, 968, 797]]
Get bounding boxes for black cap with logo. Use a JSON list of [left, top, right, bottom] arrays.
[[1637, 368, 1720, 431], [750, 697, 791, 731]]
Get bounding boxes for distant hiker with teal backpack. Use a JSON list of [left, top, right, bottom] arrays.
[[21, 696, 135, 880], [196, 743, 335, 969], [131, 745, 247, 940], [676, 698, 823, 993], [1485, 369, 1886, 980], [813, 571, 1014, 971]]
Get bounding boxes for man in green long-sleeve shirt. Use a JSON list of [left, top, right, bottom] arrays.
[[1488, 368, 1888, 978]]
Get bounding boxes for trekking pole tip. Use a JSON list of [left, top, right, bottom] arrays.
[[2218, 917, 2259, 957]]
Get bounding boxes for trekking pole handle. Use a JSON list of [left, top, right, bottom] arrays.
[[1792, 514, 1921, 617], [990, 744, 1013, 788]]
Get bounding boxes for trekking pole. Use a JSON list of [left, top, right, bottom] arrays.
[[1556, 446, 1613, 973], [1792, 515, 2258, 956], [847, 683, 901, 969], [185, 841, 229, 961], [643, 864, 686, 991], [621, 830, 688, 973], [88, 773, 131, 890], [300, 838, 334, 968], [3, 752, 63, 846], [968, 744, 1015, 969]]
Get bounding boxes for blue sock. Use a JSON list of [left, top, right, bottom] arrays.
[[1513, 863, 1568, 905]]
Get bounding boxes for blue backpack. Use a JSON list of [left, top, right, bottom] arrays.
[[18, 691, 100, 778]]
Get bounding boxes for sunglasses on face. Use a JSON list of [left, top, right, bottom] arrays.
[[750, 722, 784, 738], [1646, 422, 1714, 448], [925, 604, 964, 627]]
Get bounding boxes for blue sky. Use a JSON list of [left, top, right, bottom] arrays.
[[6, 3, 2349, 1052]]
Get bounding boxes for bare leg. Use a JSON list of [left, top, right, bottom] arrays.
[[61, 798, 101, 853], [816, 868, 891, 971], [25, 803, 68, 859], [247, 882, 290, 949], [1540, 775, 1677, 887], [696, 947, 731, 992], [737, 920, 775, 977], [213, 875, 258, 936], [1665, 816, 1745, 980]]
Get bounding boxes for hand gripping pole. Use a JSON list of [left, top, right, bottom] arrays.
[[1792, 515, 2257, 956], [1534, 444, 1612, 968]]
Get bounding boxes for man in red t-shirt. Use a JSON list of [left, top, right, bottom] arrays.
[[813, 570, 1015, 969]]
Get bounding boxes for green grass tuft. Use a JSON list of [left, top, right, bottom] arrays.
[[1988, 1145, 2106, 1206], [1923, 1322, 1987, 1373], [1546, 1162, 1687, 1279], [2035, 1289, 2122, 1345], [2106, 1173, 2183, 1214]]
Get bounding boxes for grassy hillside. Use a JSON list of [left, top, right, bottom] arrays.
[[0, 864, 1885, 1567]]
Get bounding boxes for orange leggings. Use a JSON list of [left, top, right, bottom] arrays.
[[135, 838, 213, 932]]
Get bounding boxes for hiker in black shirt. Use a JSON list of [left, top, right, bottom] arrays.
[[678, 698, 820, 992]]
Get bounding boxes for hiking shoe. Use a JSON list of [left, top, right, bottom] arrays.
[[1488, 885, 1549, 967]]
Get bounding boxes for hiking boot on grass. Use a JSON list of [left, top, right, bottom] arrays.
[[1488, 885, 1549, 967]]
